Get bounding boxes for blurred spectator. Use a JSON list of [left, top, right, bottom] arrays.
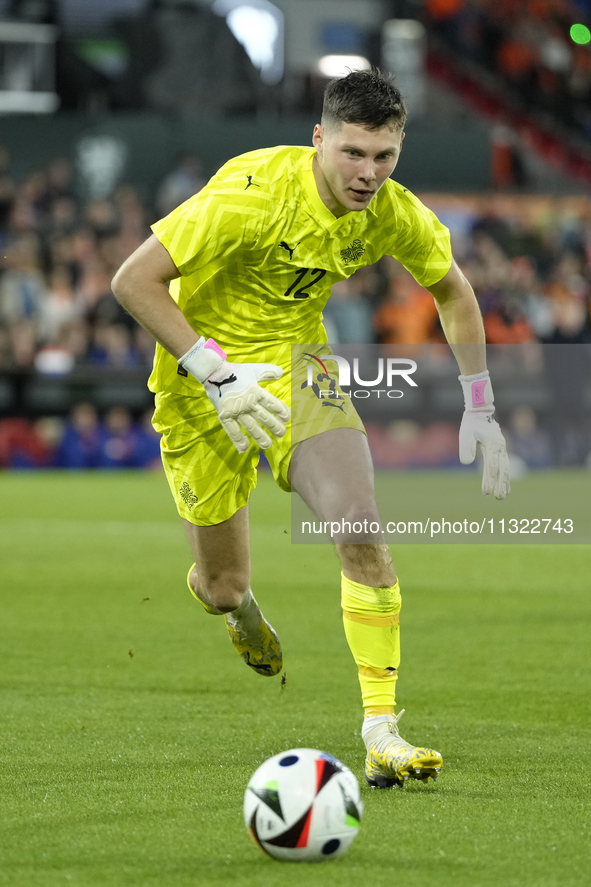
[[45, 157, 75, 203], [51, 403, 162, 470], [0, 415, 62, 468], [85, 198, 120, 238], [156, 153, 206, 216], [0, 236, 46, 321], [96, 406, 141, 469], [0, 323, 12, 369], [134, 407, 163, 469], [113, 184, 149, 249], [373, 260, 443, 344], [54, 402, 105, 469], [543, 282, 591, 342], [324, 271, 377, 344], [491, 122, 527, 190], [482, 292, 536, 343], [39, 265, 82, 344], [47, 197, 78, 235], [0, 235, 47, 368], [87, 323, 142, 368], [0, 150, 16, 234]]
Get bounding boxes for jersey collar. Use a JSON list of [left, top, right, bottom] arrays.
[[301, 151, 378, 227]]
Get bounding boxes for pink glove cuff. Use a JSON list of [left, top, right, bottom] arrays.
[[458, 370, 494, 411], [179, 336, 227, 383]]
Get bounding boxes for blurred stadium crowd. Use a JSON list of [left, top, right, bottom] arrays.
[[0, 403, 161, 470], [425, 0, 591, 138], [0, 144, 589, 470], [2, 146, 590, 369]]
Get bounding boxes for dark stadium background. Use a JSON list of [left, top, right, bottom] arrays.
[[0, 0, 590, 471]]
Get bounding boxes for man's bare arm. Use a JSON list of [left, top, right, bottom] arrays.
[[428, 258, 510, 498], [111, 235, 200, 359], [112, 234, 290, 452], [427, 259, 486, 375]]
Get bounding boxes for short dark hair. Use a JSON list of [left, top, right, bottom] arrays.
[[322, 67, 406, 131]]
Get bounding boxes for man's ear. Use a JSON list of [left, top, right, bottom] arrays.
[[400, 130, 405, 151], [312, 124, 324, 153]]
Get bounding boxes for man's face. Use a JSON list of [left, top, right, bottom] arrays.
[[312, 120, 404, 217]]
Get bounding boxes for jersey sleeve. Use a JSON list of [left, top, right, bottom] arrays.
[[382, 186, 453, 288], [151, 162, 271, 276]]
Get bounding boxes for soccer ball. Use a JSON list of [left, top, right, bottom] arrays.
[[244, 748, 363, 862]]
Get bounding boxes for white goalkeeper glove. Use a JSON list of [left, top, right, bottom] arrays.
[[178, 337, 290, 454], [458, 370, 511, 500]]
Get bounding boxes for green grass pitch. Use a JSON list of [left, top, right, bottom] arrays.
[[1, 469, 590, 887]]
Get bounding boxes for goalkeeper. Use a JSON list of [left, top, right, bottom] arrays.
[[112, 68, 510, 789]]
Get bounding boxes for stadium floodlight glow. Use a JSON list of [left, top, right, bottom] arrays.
[[212, 0, 284, 84], [570, 23, 591, 44], [317, 55, 371, 78]]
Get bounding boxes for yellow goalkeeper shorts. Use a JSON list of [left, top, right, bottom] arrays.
[[152, 346, 365, 527]]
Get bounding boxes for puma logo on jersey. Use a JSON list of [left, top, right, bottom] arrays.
[[209, 373, 237, 396], [278, 240, 300, 260], [245, 175, 260, 190]]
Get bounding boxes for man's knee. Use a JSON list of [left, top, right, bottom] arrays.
[[193, 568, 250, 613]]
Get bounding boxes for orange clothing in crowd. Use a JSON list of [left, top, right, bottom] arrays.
[[527, 0, 570, 18], [483, 312, 535, 343], [426, 0, 465, 18], [374, 285, 443, 344], [497, 40, 537, 78]]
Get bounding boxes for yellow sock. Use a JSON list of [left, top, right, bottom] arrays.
[[341, 572, 401, 717]]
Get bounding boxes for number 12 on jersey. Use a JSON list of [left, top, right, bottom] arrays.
[[284, 268, 327, 299]]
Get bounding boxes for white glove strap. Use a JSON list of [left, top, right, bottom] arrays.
[[458, 370, 495, 411], [178, 336, 227, 383]]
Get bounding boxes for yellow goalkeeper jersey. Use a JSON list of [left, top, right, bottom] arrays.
[[148, 145, 452, 395]]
